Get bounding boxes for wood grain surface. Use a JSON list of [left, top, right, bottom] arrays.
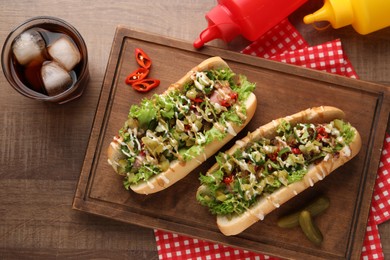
[[1, 0, 390, 259], [73, 27, 390, 259]]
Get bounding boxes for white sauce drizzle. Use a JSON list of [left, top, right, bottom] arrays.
[[316, 172, 324, 180], [195, 158, 203, 164], [235, 105, 246, 120], [323, 154, 331, 162], [320, 166, 327, 178], [146, 181, 155, 189], [121, 149, 132, 158], [267, 196, 280, 208], [160, 175, 170, 184], [225, 122, 237, 136], [235, 140, 246, 147], [255, 211, 265, 220], [110, 142, 120, 150], [308, 177, 314, 187], [343, 146, 352, 157]]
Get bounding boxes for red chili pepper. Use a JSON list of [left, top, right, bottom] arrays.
[[223, 175, 234, 185], [135, 48, 152, 69], [131, 79, 160, 93], [125, 67, 149, 85]]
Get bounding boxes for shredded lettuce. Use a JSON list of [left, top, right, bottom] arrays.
[[221, 107, 244, 125], [129, 99, 157, 129], [334, 119, 355, 147], [156, 94, 176, 119], [180, 145, 203, 161], [197, 119, 356, 217], [117, 67, 256, 188], [232, 75, 256, 102], [205, 126, 226, 144], [123, 163, 161, 189]]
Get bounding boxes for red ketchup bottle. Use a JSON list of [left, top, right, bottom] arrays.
[[193, 0, 307, 48]]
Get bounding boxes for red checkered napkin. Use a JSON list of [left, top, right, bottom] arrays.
[[155, 18, 389, 259], [241, 19, 357, 78], [361, 134, 390, 260], [371, 135, 390, 225]]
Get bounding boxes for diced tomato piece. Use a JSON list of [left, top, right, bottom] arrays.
[[191, 97, 203, 103], [223, 175, 234, 185], [268, 152, 278, 161], [292, 147, 301, 154]]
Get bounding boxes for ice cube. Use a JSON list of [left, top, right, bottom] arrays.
[[12, 29, 46, 66], [41, 61, 73, 96], [48, 36, 81, 71]]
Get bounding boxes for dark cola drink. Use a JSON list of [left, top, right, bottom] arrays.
[[2, 17, 89, 104]]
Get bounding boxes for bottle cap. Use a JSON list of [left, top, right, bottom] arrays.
[[303, 0, 354, 29], [193, 25, 222, 49], [193, 4, 240, 48]]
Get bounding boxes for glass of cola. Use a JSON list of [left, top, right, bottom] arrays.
[[1, 16, 89, 104]]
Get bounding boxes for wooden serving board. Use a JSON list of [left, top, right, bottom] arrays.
[[73, 26, 390, 259]]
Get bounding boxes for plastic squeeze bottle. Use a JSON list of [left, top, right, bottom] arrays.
[[303, 0, 390, 35], [193, 0, 308, 48]]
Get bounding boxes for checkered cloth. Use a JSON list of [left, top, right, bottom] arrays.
[[155, 18, 389, 260]]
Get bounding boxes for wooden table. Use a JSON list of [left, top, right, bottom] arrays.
[[1, 1, 389, 258]]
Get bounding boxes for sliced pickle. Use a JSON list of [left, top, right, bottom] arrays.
[[299, 210, 323, 246], [277, 196, 330, 228]]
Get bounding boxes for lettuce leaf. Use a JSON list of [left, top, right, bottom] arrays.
[[232, 75, 256, 102], [129, 98, 157, 129], [221, 107, 245, 125], [123, 164, 161, 188], [205, 126, 226, 144], [180, 145, 203, 161]]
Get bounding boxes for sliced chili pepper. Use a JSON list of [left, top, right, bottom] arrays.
[[125, 67, 149, 85], [131, 79, 160, 93], [135, 48, 152, 69]]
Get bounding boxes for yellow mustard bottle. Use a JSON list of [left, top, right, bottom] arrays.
[[303, 0, 390, 35]]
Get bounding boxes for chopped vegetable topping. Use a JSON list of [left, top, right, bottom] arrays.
[[115, 68, 256, 189], [131, 79, 160, 92], [125, 48, 160, 92], [125, 67, 149, 85], [135, 48, 152, 69], [196, 119, 355, 217]]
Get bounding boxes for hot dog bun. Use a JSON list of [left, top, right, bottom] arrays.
[[198, 106, 361, 236], [108, 57, 257, 194]]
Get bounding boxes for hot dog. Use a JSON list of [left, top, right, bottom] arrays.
[[107, 57, 257, 195], [196, 106, 362, 236]]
